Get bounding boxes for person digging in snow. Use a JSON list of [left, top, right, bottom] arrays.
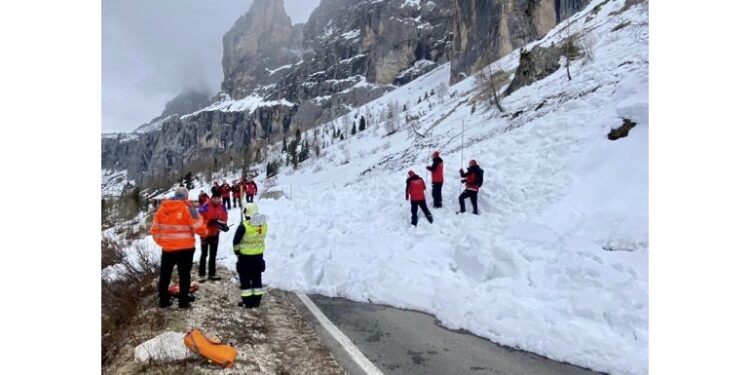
[[197, 191, 229, 282], [458, 159, 484, 215], [405, 170, 433, 226], [425, 150, 444, 208], [233, 203, 268, 308], [150, 186, 207, 308]]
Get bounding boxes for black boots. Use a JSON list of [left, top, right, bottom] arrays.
[[161, 294, 195, 309], [239, 295, 262, 308]]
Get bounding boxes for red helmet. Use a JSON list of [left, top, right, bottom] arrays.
[[432, 151, 440, 157], [407, 170, 415, 177], [469, 159, 477, 166]]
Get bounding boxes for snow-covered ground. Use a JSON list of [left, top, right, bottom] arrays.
[[104, 0, 648, 373], [101, 169, 133, 196]]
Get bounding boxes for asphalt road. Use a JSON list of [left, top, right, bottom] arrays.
[[297, 294, 603, 375]]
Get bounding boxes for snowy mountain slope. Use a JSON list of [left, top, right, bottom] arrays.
[[105, 0, 648, 373]]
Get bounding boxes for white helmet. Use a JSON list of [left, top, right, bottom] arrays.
[[244, 203, 259, 217], [244, 203, 266, 225]]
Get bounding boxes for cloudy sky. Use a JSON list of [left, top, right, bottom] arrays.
[[102, 0, 320, 133]]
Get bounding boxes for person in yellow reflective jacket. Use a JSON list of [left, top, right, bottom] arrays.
[[232, 203, 268, 308]]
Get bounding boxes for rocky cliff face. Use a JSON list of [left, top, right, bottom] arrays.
[[103, 0, 591, 186], [268, 0, 454, 127], [450, 0, 589, 83], [221, 0, 302, 98]]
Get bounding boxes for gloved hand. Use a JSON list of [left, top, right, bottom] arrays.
[[461, 179, 466, 183], [460, 168, 464, 174], [218, 222, 230, 232]]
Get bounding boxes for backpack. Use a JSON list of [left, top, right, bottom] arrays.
[[476, 167, 484, 188], [167, 281, 199, 296], [183, 328, 237, 368]]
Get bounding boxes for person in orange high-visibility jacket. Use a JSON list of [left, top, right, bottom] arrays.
[[150, 186, 208, 308]]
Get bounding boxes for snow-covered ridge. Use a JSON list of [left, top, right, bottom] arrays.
[[266, 64, 292, 75], [133, 114, 176, 134], [181, 94, 294, 120]]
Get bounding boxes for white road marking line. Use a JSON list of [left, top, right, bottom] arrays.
[[296, 293, 384, 375]]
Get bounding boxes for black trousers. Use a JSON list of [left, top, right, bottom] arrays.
[[232, 196, 239, 207], [459, 190, 479, 214], [410, 200, 433, 226], [222, 197, 231, 211], [236, 254, 265, 307], [159, 249, 195, 303], [432, 182, 443, 208], [199, 235, 219, 277]]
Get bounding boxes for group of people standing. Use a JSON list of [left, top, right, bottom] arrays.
[[406, 151, 484, 226], [202, 178, 259, 211], [149, 151, 482, 310], [150, 178, 267, 310]]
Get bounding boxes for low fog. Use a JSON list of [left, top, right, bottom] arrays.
[[102, 0, 319, 133]]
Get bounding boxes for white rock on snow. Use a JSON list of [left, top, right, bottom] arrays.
[[134, 331, 197, 364]]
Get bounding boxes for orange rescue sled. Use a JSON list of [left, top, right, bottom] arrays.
[[183, 328, 237, 368]]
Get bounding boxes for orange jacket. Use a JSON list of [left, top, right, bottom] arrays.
[[150, 198, 208, 251]]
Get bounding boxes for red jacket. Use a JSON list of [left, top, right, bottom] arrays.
[[198, 201, 228, 237], [460, 165, 483, 191], [231, 184, 241, 197], [245, 181, 257, 196], [426, 157, 444, 183], [220, 183, 231, 198], [405, 175, 427, 201]]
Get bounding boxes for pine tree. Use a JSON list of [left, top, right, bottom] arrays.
[[266, 160, 279, 178], [299, 140, 310, 162], [402, 104, 407, 112], [340, 133, 344, 141], [358, 115, 365, 131], [351, 122, 357, 135], [418, 97, 422, 104], [282, 137, 288, 154], [288, 138, 300, 169], [295, 127, 301, 141]]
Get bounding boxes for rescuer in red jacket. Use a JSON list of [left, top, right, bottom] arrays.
[[405, 170, 433, 227], [425, 150, 444, 208], [220, 179, 232, 211], [458, 159, 484, 215], [198, 192, 229, 281], [231, 181, 241, 208], [245, 179, 258, 203]]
